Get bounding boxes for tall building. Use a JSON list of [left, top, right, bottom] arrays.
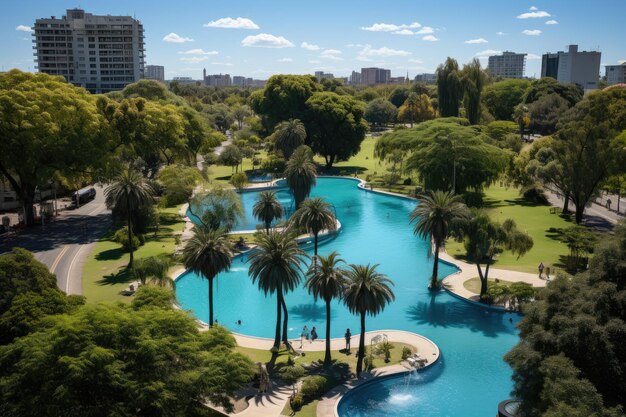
[[487, 52, 527, 79], [349, 71, 361, 85], [145, 65, 164, 82], [232, 75, 246, 86], [33, 8, 145, 93], [314, 71, 334, 80], [360, 67, 390, 85], [203, 72, 232, 87], [541, 45, 601, 91], [414, 73, 436, 84], [605, 63, 626, 85]]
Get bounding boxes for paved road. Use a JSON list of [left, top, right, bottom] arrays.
[[544, 189, 622, 232], [0, 185, 110, 295]]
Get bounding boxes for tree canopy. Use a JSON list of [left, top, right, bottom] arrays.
[[364, 98, 398, 127], [482, 79, 530, 121], [523, 77, 583, 107], [436, 58, 463, 117]]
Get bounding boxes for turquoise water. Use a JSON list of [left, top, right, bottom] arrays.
[[176, 178, 519, 417]]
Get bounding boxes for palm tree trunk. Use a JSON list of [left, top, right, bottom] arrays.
[[324, 299, 332, 365], [477, 263, 487, 297], [313, 233, 319, 269], [430, 240, 440, 289], [127, 199, 134, 268], [356, 312, 366, 376], [208, 278, 214, 327], [265, 221, 270, 234], [281, 296, 292, 350], [274, 289, 282, 349]]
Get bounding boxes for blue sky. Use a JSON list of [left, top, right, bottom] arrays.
[[2, 0, 624, 80]]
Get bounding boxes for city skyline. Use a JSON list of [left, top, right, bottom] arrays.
[[2, 0, 625, 80]]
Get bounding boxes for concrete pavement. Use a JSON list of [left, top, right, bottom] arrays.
[[0, 185, 110, 295]]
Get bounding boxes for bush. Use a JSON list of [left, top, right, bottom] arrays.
[[462, 191, 484, 208], [373, 341, 394, 362], [402, 178, 412, 186], [261, 154, 286, 174], [300, 375, 329, 400], [230, 172, 248, 191], [521, 186, 549, 204], [290, 394, 304, 411], [203, 152, 219, 166], [481, 282, 510, 305], [401, 346, 413, 360], [113, 227, 142, 252], [509, 282, 535, 311]]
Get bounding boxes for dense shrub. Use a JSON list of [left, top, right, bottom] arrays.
[[521, 186, 549, 204], [290, 394, 304, 411], [300, 375, 330, 399], [230, 172, 248, 191], [462, 191, 484, 208]]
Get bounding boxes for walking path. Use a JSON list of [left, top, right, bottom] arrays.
[[544, 189, 622, 232]]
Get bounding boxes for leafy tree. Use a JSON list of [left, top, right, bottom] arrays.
[[505, 222, 626, 415], [462, 212, 533, 297], [304, 92, 368, 169], [188, 187, 243, 232], [388, 86, 410, 107], [461, 59, 487, 125], [304, 252, 346, 365], [398, 93, 435, 127], [271, 119, 307, 160], [121, 79, 178, 101], [375, 118, 509, 193], [183, 227, 233, 327], [364, 98, 398, 127], [140, 101, 187, 167], [436, 57, 463, 117], [284, 145, 317, 209], [157, 164, 202, 206], [0, 303, 254, 416], [528, 93, 570, 135], [523, 77, 583, 107], [248, 231, 306, 350], [207, 103, 234, 133], [482, 79, 530, 121], [180, 107, 217, 166], [230, 172, 248, 191], [132, 255, 172, 287], [559, 226, 596, 272], [290, 197, 337, 260], [409, 191, 469, 289], [485, 121, 518, 142], [250, 74, 322, 131], [0, 70, 107, 225], [253, 191, 284, 233], [105, 169, 155, 268], [218, 145, 243, 173], [232, 104, 252, 129], [343, 264, 395, 376], [131, 285, 174, 309]]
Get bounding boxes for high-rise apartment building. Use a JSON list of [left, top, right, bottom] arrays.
[[349, 71, 361, 85], [414, 73, 436, 84], [360, 67, 390, 85], [541, 45, 601, 91], [314, 71, 334, 80], [145, 65, 164, 82], [487, 52, 527, 79], [203, 71, 232, 87], [605, 63, 626, 85], [33, 8, 145, 93]]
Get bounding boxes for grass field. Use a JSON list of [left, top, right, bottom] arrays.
[[82, 206, 186, 303], [445, 184, 573, 273]]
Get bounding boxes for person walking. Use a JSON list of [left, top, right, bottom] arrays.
[[344, 328, 352, 352], [538, 262, 545, 278], [300, 325, 309, 348]]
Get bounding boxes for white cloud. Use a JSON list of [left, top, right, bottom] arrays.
[[496, 31, 507, 36], [277, 57, 293, 62], [211, 62, 234, 66], [545, 20, 558, 25], [241, 33, 294, 48], [203, 17, 259, 29], [357, 45, 411, 59], [301, 42, 320, 51], [361, 22, 421, 32], [619, 59, 626, 65], [408, 58, 423, 63], [529, 6, 538, 11], [179, 56, 208, 63], [464, 38, 488, 44], [16, 25, 33, 33], [320, 49, 342, 60], [517, 11, 551, 19], [527, 53, 541, 60], [393, 29, 415, 35], [474, 49, 502, 58], [163, 32, 194, 43], [346, 43, 367, 48], [422, 35, 439, 42], [308, 60, 321, 64], [522, 29, 542, 36], [415, 26, 435, 35], [178, 49, 218, 55]]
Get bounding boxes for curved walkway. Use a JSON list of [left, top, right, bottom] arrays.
[[439, 251, 548, 302]]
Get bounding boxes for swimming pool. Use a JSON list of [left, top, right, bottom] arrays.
[[175, 177, 520, 417]]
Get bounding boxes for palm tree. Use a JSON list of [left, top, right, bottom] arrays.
[[284, 145, 317, 210], [182, 227, 233, 327], [290, 197, 337, 261], [343, 264, 395, 376], [248, 231, 306, 350], [272, 119, 306, 160], [105, 169, 155, 268], [253, 191, 284, 233], [409, 190, 469, 289], [305, 251, 346, 365]]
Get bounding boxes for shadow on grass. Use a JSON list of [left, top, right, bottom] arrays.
[[97, 268, 132, 286], [159, 213, 181, 225], [95, 247, 124, 261], [318, 165, 368, 175]]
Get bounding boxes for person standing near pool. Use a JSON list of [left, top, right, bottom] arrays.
[[345, 328, 351, 351], [538, 262, 544, 278], [301, 325, 309, 348]]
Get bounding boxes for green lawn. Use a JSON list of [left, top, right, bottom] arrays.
[[463, 277, 513, 294], [446, 184, 573, 273], [82, 206, 186, 303]]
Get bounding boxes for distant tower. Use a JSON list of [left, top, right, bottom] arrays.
[[406, 70, 410, 83], [203, 68, 206, 82]]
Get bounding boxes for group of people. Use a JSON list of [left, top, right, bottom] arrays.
[[300, 326, 353, 352]]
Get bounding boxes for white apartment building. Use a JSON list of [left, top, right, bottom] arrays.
[[33, 8, 145, 93], [541, 45, 601, 91], [488, 52, 527, 79], [605, 63, 626, 85], [145, 65, 164, 82]]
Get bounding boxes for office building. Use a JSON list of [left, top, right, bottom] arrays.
[[145, 65, 164, 82], [605, 63, 626, 85], [171, 77, 198, 85], [203, 69, 232, 87], [349, 71, 361, 85], [314, 71, 334, 80], [361, 67, 390, 85], [389, 76, 407, 84], [232, 76, 246, 86], [414, 73, 436, 84], [541, 44, 601, 91], [487, 52, 527, 79], [33, 8, 145, 93]]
